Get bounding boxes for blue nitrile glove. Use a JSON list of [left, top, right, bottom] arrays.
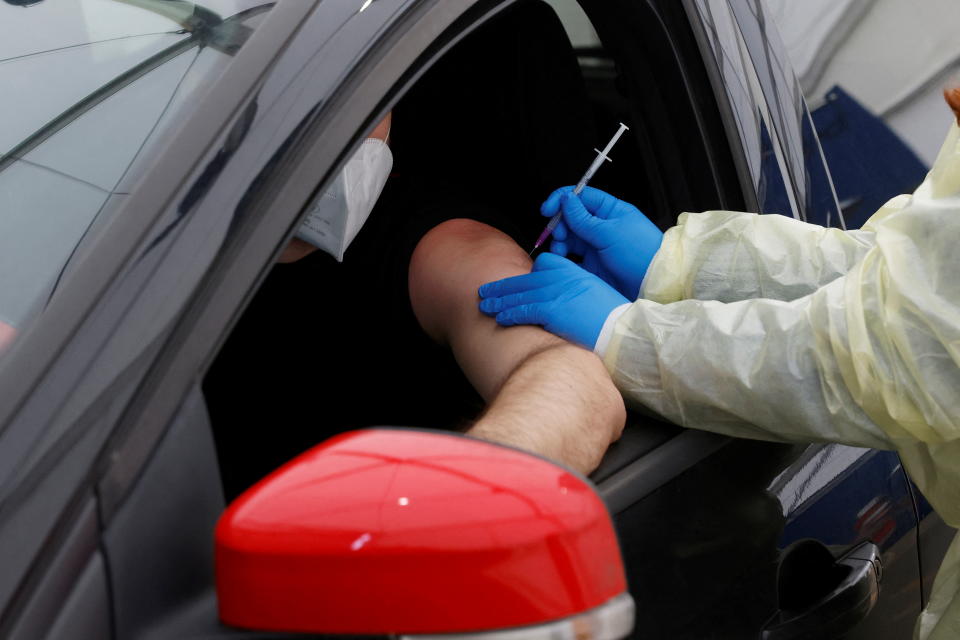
[[542, 186, 663, 299], [478, 253, 628, 350]]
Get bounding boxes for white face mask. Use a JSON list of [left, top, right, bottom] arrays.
[[296, 137, 394, 261]]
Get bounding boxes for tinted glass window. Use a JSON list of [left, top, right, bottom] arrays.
[[0, 0, 272, 355], [767, 0, 960, 227]]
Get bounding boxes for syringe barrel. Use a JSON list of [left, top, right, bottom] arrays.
[[530, 123, 629, 252], [573, 123, 628, 195], [573, 158, 605, 194]]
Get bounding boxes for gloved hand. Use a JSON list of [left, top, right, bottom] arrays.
[[542, 186, 663, 299], [478, 252, 628, 350]]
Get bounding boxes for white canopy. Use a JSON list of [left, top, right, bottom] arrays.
[[766, 0, 960, 165]]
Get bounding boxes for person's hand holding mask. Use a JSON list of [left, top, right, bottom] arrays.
[[278, 113, 392, 263]]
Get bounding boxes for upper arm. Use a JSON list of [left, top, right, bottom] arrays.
[[408, 218, 563, 401]]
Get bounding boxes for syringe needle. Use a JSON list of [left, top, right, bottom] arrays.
[[530, 123, 629, 254], [530, 217, 561, 256]]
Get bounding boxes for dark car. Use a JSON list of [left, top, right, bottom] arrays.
[[0, 1, 954, 638]]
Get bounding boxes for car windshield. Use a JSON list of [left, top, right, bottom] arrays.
[[0, 0, 272, 355]]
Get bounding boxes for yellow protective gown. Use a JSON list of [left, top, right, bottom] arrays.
[[601, 122, 960, 639]]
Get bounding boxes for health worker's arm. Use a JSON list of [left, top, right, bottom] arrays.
[[544, 184, 885, 306], [641, 206, 894, 305], [409, 219, 625, 474], [605, 124, 960, 454]]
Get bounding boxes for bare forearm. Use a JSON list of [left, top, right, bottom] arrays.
[[467, 342, 625, 475]]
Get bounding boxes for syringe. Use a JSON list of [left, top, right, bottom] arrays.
[[530, 122, 630, 254]]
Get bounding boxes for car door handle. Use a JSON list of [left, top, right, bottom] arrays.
[[762, 540, 881, 640]]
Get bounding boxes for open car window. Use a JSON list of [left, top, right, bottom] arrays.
[[0, 0, 272, 356]]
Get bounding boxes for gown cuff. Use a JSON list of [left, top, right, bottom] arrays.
[[594, 303, 632, 358]]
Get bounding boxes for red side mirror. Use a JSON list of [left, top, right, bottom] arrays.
[[216, 429, 633, 637]]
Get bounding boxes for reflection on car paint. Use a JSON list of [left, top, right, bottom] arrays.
[[689, 0, 844, 227], [772, 446, 914, 551]]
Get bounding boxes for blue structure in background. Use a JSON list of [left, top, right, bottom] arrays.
[[779, 450, 915, 552], [812, 86, 928, 229], [756, 118, 794, 219]]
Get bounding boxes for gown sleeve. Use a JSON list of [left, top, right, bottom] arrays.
[[641, 203, 900, 304], [606, 123, 960, 454]]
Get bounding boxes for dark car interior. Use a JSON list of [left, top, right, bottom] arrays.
[[203, 0, 746, 501]]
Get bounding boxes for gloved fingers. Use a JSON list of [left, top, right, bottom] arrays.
[[582, 251, 603, 277], [479, 286, 559, 315], [575, 186, 632, 219], [532, 251, 579, 271], [552, 220, 570, 242], [560, 192, 606, 245], [544, 186, 642, 222], [552, 233, 589, 258], [479, 254, 581, 303], [495, 303, 549, 328], [541, 186, 577, 217], [568, 235, 591, 258], [478, 268, 562, 299], [549, 238, 569, 257]]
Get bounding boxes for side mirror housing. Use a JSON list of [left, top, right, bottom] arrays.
[[216, 428, 633, 638]]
